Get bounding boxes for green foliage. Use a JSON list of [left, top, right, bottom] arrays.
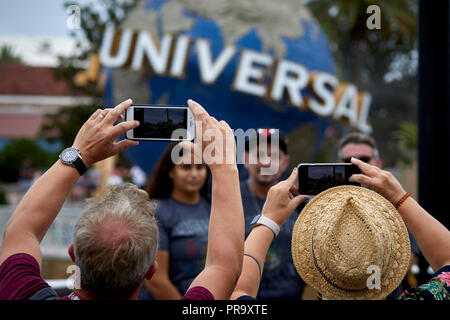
[[40, 104, 99, 149], [394, 121, 418, 149], [0, 44, 22, 63], [0, 139, 54, 182], [307, 0, 417, 83], [64, 0, 137, 53]]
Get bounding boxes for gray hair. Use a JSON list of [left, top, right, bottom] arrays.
[[73, 183, 158, 298], [337, 132, 380, 160]]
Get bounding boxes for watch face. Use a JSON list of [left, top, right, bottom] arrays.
[[61, 148, 79, 163], [251, 214, 262, 225]]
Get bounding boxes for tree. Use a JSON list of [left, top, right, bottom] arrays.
[[306, 0, 418, 167], [42, 1, 139, 164], [306, 0, 417, 86], [0, 139, 54, 183], [0, 44, 22, 63]]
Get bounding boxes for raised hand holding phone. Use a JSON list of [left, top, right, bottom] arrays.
[[125, 104, 195, 141]]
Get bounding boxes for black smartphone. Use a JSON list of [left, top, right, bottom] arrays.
[[125, 104, 195, 141], [296, 163, 361, 195]]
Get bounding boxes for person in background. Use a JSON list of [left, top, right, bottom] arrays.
[[0, 98, 244, 300], [231, 168, 307, 300], [232, 158, 450, 300], [139, 142, 211, 300], [338, 131, 420, 299], [240, 128, 306, 300], [350, 157, 450, 300]]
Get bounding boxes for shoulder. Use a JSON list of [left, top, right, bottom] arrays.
[[399, 265, 450, 300], [0, 253, 50, 300]]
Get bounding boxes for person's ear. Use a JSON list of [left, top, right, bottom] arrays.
[[68, 243, 76, 263], [145, 261, 158, 280], [168, 167, 174, 179]]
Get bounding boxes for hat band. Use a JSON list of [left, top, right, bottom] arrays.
[[311, 228, 366, 293]]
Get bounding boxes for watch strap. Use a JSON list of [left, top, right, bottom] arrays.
[[252, 215, 280, 237], [73, 156, 87, 176]]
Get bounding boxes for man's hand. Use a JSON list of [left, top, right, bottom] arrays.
[[349, 157, 406, 205], [261, 168, 307, 226], [0, 99, 140, 267], [73, 99, 139, 167]]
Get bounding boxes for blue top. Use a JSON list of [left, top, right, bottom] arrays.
[[240, 180, 305, 300], [139, 196, 211, 299]]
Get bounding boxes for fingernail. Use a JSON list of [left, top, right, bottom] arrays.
[[135, 120, 140, 126]]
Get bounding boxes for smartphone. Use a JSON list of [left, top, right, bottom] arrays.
[[296, 163, 361, 195], [125, 104, 195, 141]]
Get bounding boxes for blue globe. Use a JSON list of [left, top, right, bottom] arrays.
[[104, 0, 336, 174]]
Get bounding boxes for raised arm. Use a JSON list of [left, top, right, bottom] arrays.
[[182, 99, 244, 300], [0, 99, 139, 267], [350, 157, 450, 272], [231, 169, 306, 299]]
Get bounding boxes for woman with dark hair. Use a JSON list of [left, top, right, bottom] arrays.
[[139, 142, 211, 300]]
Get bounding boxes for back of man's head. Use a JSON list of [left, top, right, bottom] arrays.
[[73, 183, 158, 298]]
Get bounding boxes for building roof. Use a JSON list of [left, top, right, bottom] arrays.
[[0, 63, 81, 96], [0, 114, 44, 138]]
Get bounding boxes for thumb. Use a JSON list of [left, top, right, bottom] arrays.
[[283, 167, 298, 187], [287, 194, 307, 212], [112, 139, 139, 154]]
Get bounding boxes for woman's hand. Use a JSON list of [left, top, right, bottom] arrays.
[[349, 157, 407, 205], [262, 168, 307, 226]]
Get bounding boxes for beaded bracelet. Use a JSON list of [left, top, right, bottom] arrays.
[[395, 192, 411, 209]]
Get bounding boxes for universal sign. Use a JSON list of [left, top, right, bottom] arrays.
[[99, 25, 373, 134]]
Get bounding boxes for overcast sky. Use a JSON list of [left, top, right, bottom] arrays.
[[0, 1, 95, 66], [0, 0, 72, 37]]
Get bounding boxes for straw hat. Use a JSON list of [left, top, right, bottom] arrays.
[[291, 185, 411, 300]]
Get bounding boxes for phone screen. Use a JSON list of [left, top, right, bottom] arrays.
[[298, 164, 361, 195], [133, 107, 187, 139]]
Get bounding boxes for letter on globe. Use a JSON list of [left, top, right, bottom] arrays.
[[333, 84, 359, 127], [234, 50, 273, 97], [170, 35, 191, 77], [196, 39, 236, 84], [357, 92, 373, 134], [100, 25, 134, 68], [271, 60, 309, 107], [308, 72, 338, 117], [131, 31, 172, 73]]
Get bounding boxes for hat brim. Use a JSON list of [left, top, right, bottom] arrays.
[[292, 185, 411, 300]]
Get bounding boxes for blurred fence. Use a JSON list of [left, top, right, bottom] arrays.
[[0, 202, 84, 259]]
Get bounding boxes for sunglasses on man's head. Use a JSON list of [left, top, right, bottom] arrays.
[[341, 156, 372, 163]]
